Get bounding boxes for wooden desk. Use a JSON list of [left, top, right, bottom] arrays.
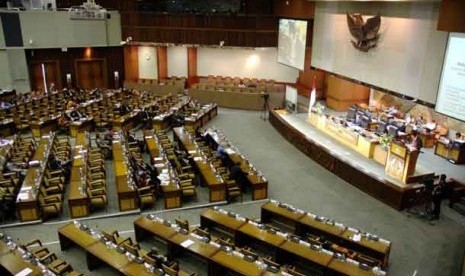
[[113, 112, 139, 131], [68, 132, 90, 218], [134, 216, 283, 276], [134, 216, 179, 243], [278, 240, 332, 274], [58, 223, 156, 275], [0, 250, 43, 276], [435, 140, 465, 164], [69, 118, 94, 137], [112, 140, 138, 211], [201, 208, 247, 237], [420, 132, 435, 148], [144, 132, 182, 209], [16, 134, 56, 222], [29, 117, 58, 138], [327, 258, 380, 276], [261, 201, 391, 269]]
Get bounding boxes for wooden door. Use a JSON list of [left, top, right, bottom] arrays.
[[29, 60, 61, 92], [75, 59, 108, 89]]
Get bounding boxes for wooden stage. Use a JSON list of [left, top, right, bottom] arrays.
[[270, 110, 436, 210]]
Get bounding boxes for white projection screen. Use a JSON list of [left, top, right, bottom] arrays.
[[436, 32, 465, 122], [278, 19, 308, 70]]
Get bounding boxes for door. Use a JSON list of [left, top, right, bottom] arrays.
[[75, 58, 108, 89], [29, 60, 61, 92]]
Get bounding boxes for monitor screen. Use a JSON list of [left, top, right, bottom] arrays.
[[278, 19, 308, 70], [347, 107, 357, 120], [435, 32, 465, 122], [387, 125, 398, 137], [377, 121, 387, 134], [360, 116, 370, 129]]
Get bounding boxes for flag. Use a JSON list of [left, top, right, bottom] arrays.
[[308, 75, 316, 114]]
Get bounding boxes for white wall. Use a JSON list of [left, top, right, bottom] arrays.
[[19, 10, 121, 48], [0, 50, 12, 88], [167, 46, 188, 77], [6, 49, 30, 93], [138, 46, 158, 79], [197, 48, 299, 83], [0, 22, 4, 48], [311, 2, 448, 104]]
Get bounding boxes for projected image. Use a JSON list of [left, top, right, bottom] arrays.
[[278, 19, 308, 70], [436, 32, 465, 122]]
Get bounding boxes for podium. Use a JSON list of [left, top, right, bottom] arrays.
[[385, 142, 419, 183]]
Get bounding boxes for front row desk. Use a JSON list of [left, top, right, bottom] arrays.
[[134, 207, 388, 276], [271, 111, 429, 210], [307, 112, 420, 184], [435, 139, 465, 164]]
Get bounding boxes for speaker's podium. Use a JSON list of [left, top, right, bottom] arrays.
[[385, 142, 420, 184]]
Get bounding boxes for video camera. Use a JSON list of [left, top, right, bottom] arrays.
[[260, 92, 270, 100]]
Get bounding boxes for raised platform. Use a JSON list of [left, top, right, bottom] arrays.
[[269, 110, 465, 210]]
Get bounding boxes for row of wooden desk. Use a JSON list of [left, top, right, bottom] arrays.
[[58, 223, 159, 275], [144, 131, 183, 209], [112, 135, 139, 212], [0, 238, 45, 276], [260, 201, 391, 268], [200, 208, 387, 276], [173, 127, 227, 202], [134, 216, 286, 276], [434, 139, 465, 164], [68, 132, 91, 218], [16, 134, 56, 222], [205, 129, 268, 200]]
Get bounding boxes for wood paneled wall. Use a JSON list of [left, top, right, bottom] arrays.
[[56, 0, 135, 11], [273, 0, 315, 20], [157, 46, 168, 80], [124, 46, 139, 82], [26, 47, 124, 90], [122, 13, 278, 47], [437, 0, 465, 33], [325, 74, 370, 111], [187, 47, 198, 79]]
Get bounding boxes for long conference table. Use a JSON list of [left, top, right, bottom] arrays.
[[269, 110, 425, 210], [199, 209, 385, 276], [260, 201, 391, 269], [0, 239, 43, 276], [133, 216, 288, 276], [58, 223, 159, 275]]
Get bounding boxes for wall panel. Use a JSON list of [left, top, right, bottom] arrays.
[[197, 47, 299, 83], [168, 46, 188, 78], [311, 2, 447, 104]]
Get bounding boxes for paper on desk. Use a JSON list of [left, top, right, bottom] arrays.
[[352, 234, 362, 242], [181, 239, 195, 248], [15, 268, 33, 276]]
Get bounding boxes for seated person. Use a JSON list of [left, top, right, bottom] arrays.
[[119, 102, 131, 115], [455, 132, 463, 141]]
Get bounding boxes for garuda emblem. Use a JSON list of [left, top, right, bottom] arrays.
[[347, 12, 381, 52]]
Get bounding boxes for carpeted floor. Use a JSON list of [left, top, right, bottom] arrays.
[[1, 108, 465, 276]]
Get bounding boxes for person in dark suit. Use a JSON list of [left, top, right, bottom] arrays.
[[431, 174, 446, 220], [230, 162, 247, 191], [119, 102, 131, 115]]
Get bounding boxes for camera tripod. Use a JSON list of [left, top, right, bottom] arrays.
[[260, 96, 270, 121]]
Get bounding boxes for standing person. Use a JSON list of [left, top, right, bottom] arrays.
[[431, 174, 446, 220], [410, 130, 423, 150]]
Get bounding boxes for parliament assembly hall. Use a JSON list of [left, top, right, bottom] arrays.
[[0, 0, 465, 275]]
